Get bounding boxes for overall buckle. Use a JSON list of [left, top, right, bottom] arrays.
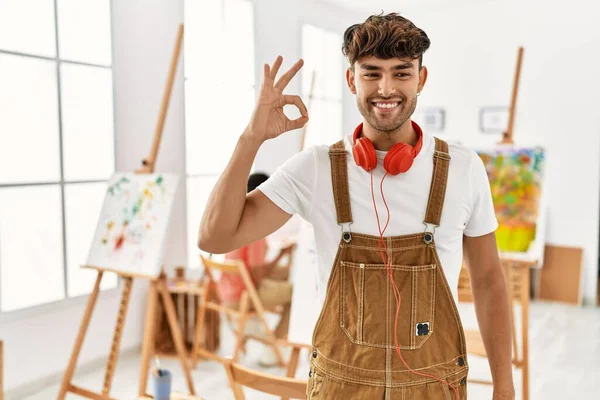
[[422, 222, 438, 244], [338, 222, 353, 243]]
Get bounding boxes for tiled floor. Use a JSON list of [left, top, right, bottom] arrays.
[[15, 301, 600, 399]]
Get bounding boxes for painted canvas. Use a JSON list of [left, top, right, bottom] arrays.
[[476, 146, 545, 252], [86, 172, 180, 278]]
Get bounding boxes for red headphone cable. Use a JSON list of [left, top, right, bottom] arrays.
[[369, 170, 460, 400]]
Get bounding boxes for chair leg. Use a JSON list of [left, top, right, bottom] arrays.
[[257, 312, 285, 367], [191, 279, 209, 368], [225, 311, 234, 326], [280, 345, 302, 400], [285, 346, 300, 378], [224, 359, 246, 400], [233, 293, 250, 362]]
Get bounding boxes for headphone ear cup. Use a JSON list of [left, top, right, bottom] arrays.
[[352, 137, 377, 171], [384, 143, 415, 175]]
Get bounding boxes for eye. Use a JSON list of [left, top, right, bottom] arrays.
[[397, 73, 410, 78], [364, 73, 379, 78]]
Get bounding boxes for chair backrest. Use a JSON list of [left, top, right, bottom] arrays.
[[201, 254, 244, 275], [200, 254, 256, 290], [223, 358, 307, 400], [200, 253, 270, 318]]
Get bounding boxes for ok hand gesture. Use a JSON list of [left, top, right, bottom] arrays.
[[246, 56, 309, 142]]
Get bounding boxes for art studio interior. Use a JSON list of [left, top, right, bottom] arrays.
[[1, 0, 599, 399]]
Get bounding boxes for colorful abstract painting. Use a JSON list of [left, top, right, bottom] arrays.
[[476, 146, 545, 252], [86, 172, 180, 277]]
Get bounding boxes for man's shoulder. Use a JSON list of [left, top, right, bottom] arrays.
[[436, 137, 479, 170], [305, 142, 342, 165]]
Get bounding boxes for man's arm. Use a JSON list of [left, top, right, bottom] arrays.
[[198, 135, 292, 254], [197, 56, 308, 254], [463, 232, 515, 399]]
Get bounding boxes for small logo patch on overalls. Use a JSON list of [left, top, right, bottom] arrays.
[[416, 322, 430, 336]]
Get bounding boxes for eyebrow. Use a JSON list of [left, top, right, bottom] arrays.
[[359, 62, 414, 71]]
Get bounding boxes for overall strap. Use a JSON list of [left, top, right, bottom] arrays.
[[329, 141, 353, 224], [424, 137, 451, 227]]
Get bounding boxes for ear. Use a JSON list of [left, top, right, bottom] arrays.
[[417, 66, 428, 93], [346, 67, 357, 94]]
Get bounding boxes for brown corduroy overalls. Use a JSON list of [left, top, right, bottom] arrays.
[[307, 138, 469, 399]]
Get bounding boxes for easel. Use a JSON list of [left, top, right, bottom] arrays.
[[483, 46, 533, 400], [56, 24, 195, 400], [499, 47, 524, 145]]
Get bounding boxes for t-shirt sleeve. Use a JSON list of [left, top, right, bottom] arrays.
[[464, 151, 499, 237], [257, 147, 316, 221]]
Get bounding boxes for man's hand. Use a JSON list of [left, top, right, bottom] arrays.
[[275, 242, 296, 262], [280, 242, 296, 255], [245, 56, 309, 142]]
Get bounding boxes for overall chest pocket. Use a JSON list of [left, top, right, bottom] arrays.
[[339, 261, 437, 349]]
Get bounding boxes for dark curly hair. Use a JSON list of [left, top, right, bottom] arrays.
[[342, 12, 431, 69]]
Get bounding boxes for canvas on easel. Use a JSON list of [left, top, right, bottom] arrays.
[[57, 23, 195, 400], [86, 172, 179, 278], [476, 47, 548, 264], [476, 145, 546, 253]]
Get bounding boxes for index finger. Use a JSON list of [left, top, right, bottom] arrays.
[[263, 56, 283, 85], [274, 58, 304, 90]]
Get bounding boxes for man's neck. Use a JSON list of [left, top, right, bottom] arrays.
[[361, 120, 418, 151]]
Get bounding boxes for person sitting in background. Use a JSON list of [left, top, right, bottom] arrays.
[[217, 172, 295, 366]]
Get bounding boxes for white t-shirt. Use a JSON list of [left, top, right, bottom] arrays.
[[259, 128, 498, 307]]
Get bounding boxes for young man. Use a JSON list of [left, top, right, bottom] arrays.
[[199, 12, 514, 400]]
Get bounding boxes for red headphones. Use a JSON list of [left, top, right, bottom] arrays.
[[352, 121, 424, 175]]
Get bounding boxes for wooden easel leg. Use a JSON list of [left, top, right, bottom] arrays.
[[159, 279, 196, 395], [57, 271, 104, 400], [102, 277, 134, 396], [138, 280, 159, 397], [522, 265, 530, 400]]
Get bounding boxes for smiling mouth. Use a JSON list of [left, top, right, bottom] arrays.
[[371, 101, 401, 111]]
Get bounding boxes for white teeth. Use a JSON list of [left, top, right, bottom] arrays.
[[374, 102, 399, 109]]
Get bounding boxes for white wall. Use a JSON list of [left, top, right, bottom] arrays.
[[1, 0, 186, 395], [385, 0, 600, 304]]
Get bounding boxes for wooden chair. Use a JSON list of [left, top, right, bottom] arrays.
[[458, 259, 531, 400], [223, 357, 307, 400], [278, 340, 312, 378], [191, 255, 286, 367], [278, 340, 312, 400]]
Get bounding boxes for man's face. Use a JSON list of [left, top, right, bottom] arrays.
[[346, 56, 427, 133]]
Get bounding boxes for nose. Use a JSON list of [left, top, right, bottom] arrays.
[[377, 76, 397, 98]]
